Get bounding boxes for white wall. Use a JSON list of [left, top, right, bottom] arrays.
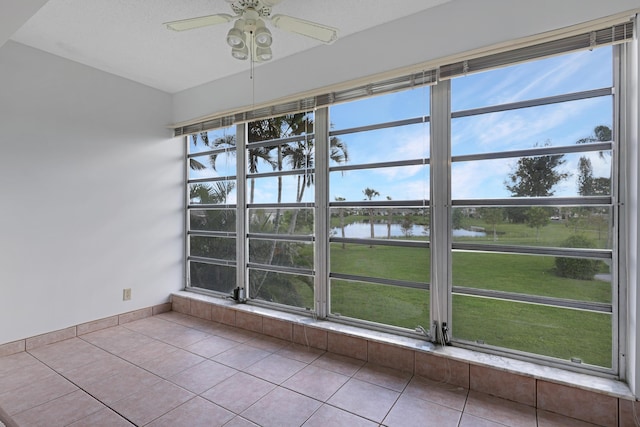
[[0, 41, 183, 344], [173, 0, 640, 124]]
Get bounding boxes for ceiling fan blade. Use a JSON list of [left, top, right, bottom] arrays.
[[164, 14, 233, 31], [260, 0, 285, 7], [270, 14, 338, 44]]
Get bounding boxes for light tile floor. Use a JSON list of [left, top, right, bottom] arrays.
[[0, 312, 602, 427]]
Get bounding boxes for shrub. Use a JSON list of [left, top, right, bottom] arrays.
[[554, 235, 601, 280]]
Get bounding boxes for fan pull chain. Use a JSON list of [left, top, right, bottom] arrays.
[[250, 31, 255, 109]]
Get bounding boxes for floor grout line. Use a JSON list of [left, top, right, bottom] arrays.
[[1, 312, 612, 426]]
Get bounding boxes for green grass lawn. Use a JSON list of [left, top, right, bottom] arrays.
[[331, 279, 429, 330], [457, 216, 611, 249], [330, 243, 430, 283], [453, 295, 611, 367], [452, 251, 611, 303], [258, 215, 614, 367], [328, 233, 612, 367]]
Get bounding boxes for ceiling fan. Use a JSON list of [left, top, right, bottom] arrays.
[[164, 0, 339, 62]]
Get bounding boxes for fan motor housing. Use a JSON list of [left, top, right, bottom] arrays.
[[230, 0, 272, 18]]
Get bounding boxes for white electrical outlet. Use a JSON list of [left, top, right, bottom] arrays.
[[123, 288, 132, 301]]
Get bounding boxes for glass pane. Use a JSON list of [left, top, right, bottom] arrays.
[[451, 47, 612, 111], [248, 208, 314, 235], [452, 150, 612, 199], [248, 175, 314, 204], [331, 123, 429, 167], [330, 85, 430, 130], [331, 279, 429, 330], [452, 295, 611, 367], [248, 112, 314, 143], [452, 252, 611, 302], [330, 165, 430, 202], [249, 239, 313, 269], [190, 236, 235, 261], [330, 208, 429, 241], [452, 207, 613, 249], [330, 243, 429, 283], [190, 209, 236, 233], [249, 269, 313, 309], [189, 182, 236, 205], [247, 139, 316, 174], [452, 98, 612, 157], [189, 262, 235, 294], [188, 127, 236, 155], [189, 151, 236, 180]]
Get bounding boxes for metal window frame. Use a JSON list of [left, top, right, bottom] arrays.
[[330, 238, 429, 249], [330, 273, 429, 291], [330, 159, 430, 173], [247, 233, 314, 242], [452, 142, 613, 163], [186, 128, 240, 293], [187, 146, 237, 159], [451, 88, 613, 119], [189, 230, 237, 239], [445, 58, 620, 377], [452, 286, 612, 313], [242, 115, 319, 312], [430, 79, 452, 343], [181, 19, 634, 377]]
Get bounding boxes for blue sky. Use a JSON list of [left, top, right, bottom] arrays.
[[190, 46, 613, 205]]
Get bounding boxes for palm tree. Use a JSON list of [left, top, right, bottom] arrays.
[[189, 182, 235, 205], [576, 125, 612, 159], [363, 187, 380, 245], [189, 133, 211, 171], [330, 136, 349, 165], [248, 113, 314, 301], [247, 146, 275, 204], [249, 113, 310, 205], [191, 130, 278, 205], [283, 129, 349, 235], [248, 113, 350, 302], [575, 124, 613, 247], [188, 181, 237, 291]]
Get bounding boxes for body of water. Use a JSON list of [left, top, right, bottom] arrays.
[[330, 223, 486, 238]]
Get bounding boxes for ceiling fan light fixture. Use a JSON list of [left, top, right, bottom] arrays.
[[256, 46, 273, 61], [227, 19, 247, 48], [231, 45, 249, 60], [254, 21, 272, 47], [164, 0, 340, 63], [226, 27, 245, 48]]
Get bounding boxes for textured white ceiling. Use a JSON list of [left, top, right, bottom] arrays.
[[10, 0, 452, 93]]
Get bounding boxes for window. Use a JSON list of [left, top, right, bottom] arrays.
[[246, 112, 316, 310], [328, 87, 431, 330], [183, 20, 633, 375], [187, 126, 237, 294], [449, 48, 615, 370]]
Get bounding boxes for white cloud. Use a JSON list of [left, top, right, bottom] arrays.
[[451, 160, 512, 199]]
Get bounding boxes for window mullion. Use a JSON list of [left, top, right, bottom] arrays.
[[184, 136, 190, 289], [615, 41, 630, 381], [430, 79, 452, 342], [236, 123, 247, 294], [315, 107, 329, 318]]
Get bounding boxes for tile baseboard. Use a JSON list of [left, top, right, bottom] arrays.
[[0, 302, 172, 357]]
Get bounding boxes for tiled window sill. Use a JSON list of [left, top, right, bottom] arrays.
[[173, 290, 634, 405]]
